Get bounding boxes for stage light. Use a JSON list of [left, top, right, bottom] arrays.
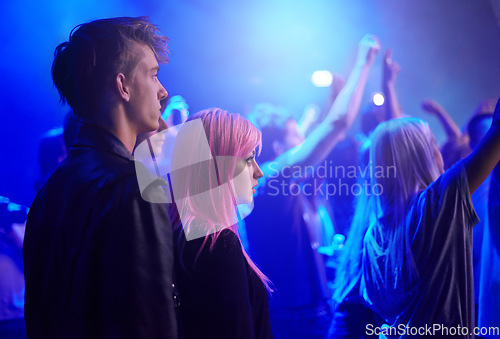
[[311, 70, 333, 87], [373, 93, 385, 106]]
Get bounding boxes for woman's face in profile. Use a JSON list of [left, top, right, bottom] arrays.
[[232, 149, 264, 205]]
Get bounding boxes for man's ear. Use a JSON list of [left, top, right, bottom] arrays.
[[116, 73, 130, 102]]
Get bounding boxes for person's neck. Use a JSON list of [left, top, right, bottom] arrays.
[[108, 121, 136, 154], [92, 107, 137, 154]]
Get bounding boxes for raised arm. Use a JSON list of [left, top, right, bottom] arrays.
[[263, 35, 380, 174], [382, 49, 403, 120], [464, 97, 500, 194], [297, 104, 319, 136], [329, 74, 346, 107], [422, 99, 462, 142]]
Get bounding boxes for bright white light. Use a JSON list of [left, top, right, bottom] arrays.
[[311, 70, 333, 87], [373, 93, 385, 106]]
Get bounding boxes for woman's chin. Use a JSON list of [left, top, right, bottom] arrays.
[[236, 196, 253, 206]]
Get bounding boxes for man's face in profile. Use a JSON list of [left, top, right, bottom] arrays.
[[126, 43, 168, 134]]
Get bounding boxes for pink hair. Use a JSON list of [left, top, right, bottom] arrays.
[[171, 108, 272, 291]]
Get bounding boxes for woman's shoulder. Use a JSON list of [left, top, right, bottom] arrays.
[[412, 160, 477, 223], [211, 228, 243, 255], [176, 228, 247, 283], [417, 160, 467, 201], [181, 228, 243, 259]]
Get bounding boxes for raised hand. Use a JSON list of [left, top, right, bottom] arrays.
[[357, 34, 381, 67], [422, 98, 462, 141], [421, 99, 446, 116], [382, 48, 402, 119], [383, 49, 400, 86]]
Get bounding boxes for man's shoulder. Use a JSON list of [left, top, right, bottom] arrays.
[[28, 147, 165, 234], [29, 147, 140, 217], [60, 146, 136, 185]]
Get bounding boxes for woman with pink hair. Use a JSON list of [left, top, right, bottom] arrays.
[[361, 99, 500, 338], [170, 108, 272, 338]]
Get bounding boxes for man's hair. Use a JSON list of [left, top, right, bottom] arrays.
[[52, 16, 169, 119]]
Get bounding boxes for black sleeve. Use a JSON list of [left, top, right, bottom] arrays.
[[178, 229, 257, 339], [212, 230, 256, 339], [76, 178, 177, 338]]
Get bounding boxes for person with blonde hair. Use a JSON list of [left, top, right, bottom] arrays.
[[245, 35, 380, 338], [361, 99, 500, 338]]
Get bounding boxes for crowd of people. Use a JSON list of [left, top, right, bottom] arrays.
[[0, 16, 499, 339]]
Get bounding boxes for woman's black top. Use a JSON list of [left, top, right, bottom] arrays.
[[175, 228, 273, 339]]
